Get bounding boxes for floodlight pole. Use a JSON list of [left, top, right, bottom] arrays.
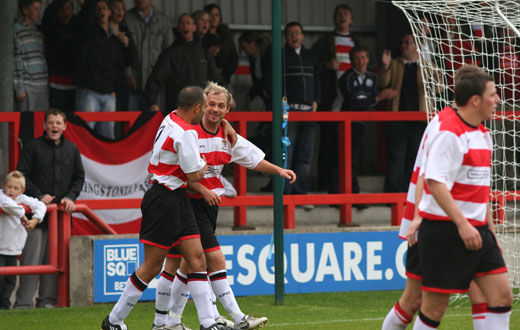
[[272, 0, 284, 305]]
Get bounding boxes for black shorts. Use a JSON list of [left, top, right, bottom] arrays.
[[139, 183, 200, 249], [418, 219, 507, 293], [167, 198, 220, 258], [405, 243, 421, 280]]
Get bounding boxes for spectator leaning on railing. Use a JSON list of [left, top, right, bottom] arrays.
[[15, 109, 84, 309], [0, 170, 46, 310]]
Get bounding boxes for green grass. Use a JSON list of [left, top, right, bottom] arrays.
[[1, 290, 519, 329]]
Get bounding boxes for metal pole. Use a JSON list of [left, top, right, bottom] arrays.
[[271, 0, 284, 305], [0, 1, 15, 179]]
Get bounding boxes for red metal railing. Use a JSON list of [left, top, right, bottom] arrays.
[[0, 203, 116, 307], [3, 111, 518, 229]]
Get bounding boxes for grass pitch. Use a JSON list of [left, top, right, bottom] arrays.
[[1, 290, 518, 329]]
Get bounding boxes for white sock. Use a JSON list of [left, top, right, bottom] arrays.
[[154, 271, 174, 326], [210, 282, 220, 319], [485, 306, 511, 330], [166, 270, 190, 327], [188, 272, 214, 328], [382, 302, 411, 329], [209, 270, 244, 323], [471, 303, 487, 330], [109, 273, 147, 325], [413, 311, 439, 330]]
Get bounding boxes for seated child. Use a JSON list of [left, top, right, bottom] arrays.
[[0, 170, 46, 309]]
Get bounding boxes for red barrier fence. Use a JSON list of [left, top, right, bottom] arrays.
[[3, 111, 518, 229], [0, 203, 115, 307]]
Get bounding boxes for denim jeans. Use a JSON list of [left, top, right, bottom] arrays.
[[284, 121, 316, 194], [75, 87, 116, 139]]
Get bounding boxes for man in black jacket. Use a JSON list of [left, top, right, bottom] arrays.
[[15, 109, 84, 309], [146, 13, 221, 115], [281, 22, 320, 205]]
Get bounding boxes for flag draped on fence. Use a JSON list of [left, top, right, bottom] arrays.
[[33, 112, 163, 235]]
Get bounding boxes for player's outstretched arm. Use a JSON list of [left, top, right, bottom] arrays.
[[253, 160, 296, 184], [427, 179, 482, 251]]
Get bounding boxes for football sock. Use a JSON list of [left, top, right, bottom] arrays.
[[382, 301, 412, 329], [209, 279, 220, 319], [166, 270, 190, 327], [109, 272, 147, 325], [188, 272, 214, 328], [413, 311, 440, 330], [209, 270, 244, 323], [154, 270, 174, 326], [471, 303, 487, 330], [485, 306, 511, 330]]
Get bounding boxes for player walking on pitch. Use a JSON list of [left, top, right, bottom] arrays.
[[382, 106, 490, 329], [412, 65, 512, 329]]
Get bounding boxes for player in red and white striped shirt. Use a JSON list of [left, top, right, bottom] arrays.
[[383, 106, 490, 330], [151, 82, 296, 330], [103, 86, 235, 330], [412, 66, 512, 330]]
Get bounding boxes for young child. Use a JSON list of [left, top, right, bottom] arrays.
[[0, 171, 46, 309]]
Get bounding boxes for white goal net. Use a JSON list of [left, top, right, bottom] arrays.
[[392, 0, 520, 298]]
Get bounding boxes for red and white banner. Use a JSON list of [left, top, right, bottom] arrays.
[[34, 113, 163, 235]]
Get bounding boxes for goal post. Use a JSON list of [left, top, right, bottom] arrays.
[[392, 0, 520, 295]]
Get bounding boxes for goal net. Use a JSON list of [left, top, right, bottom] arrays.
[[392, 0, 520, 299]]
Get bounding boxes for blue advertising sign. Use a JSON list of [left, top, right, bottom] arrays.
[[93, 231, 407, 303]]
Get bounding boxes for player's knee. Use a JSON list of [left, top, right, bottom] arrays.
[[206, 251, 226, 272]]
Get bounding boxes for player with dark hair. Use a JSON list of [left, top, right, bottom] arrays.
[[102, 86, 233, 330], [412, 65, 512, 329], [152, 82, 294, 330]]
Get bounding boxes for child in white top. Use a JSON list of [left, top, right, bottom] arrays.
[[0, 171, 46, 309]]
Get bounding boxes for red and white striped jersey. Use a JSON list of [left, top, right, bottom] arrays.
[[399, 107, 457, 239], [335, 34, 355, 78], [418, 107, 492, 227], [188, 123, 265, 199], [148, 111, 206, 191]]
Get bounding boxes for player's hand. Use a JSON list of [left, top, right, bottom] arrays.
[[40, 194, 55, 205], [457, 222, 482, 250], [25, 218, 38, 231], [202, 189, 222, 206], [280, 169, 296, 184], [61, 197, 75, 213], [406, 216, 422, 247], [382, 49, 392, 69], [149, 104, 161, 112], [221, 119, 238, 147]]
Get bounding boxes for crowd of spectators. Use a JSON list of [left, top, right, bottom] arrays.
[[9, 1, 520, 195]]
